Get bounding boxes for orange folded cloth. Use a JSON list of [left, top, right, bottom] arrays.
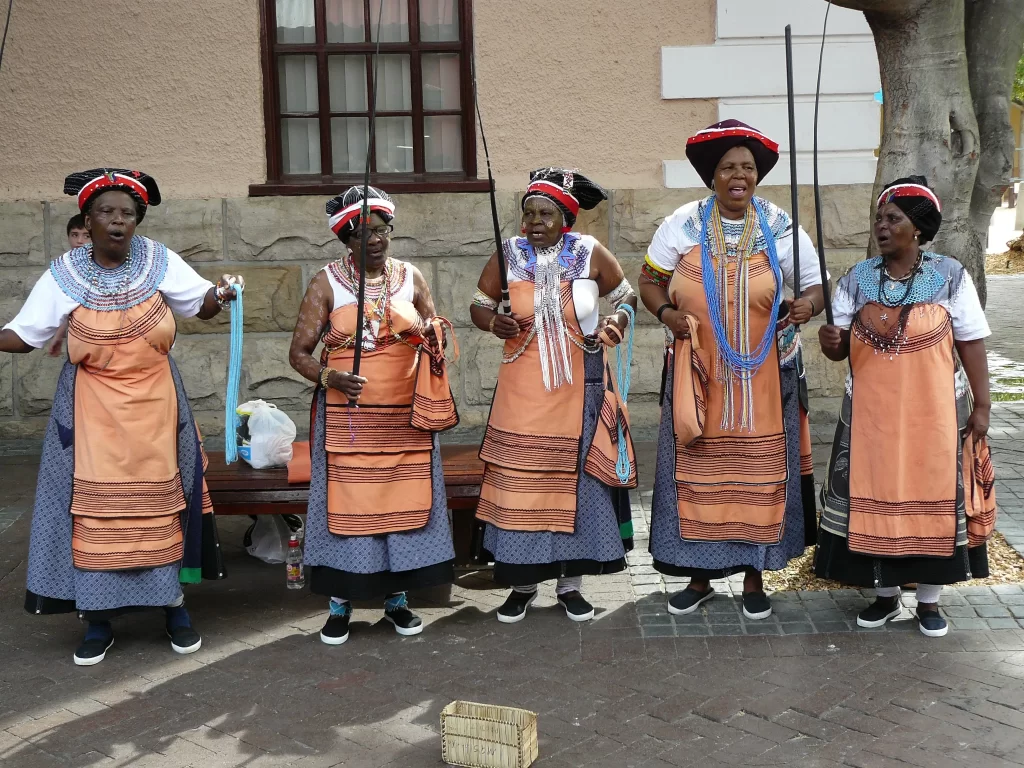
[[287, 441, 311, 484]]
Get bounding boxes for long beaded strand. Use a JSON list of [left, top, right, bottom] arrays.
[[700, 197, 783, 431]]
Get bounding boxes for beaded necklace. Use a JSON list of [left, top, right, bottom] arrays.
[[853, 250, 924, 359], [529, 238, 574, 390], [324, 256, 398, 352], [699, 197, 783, 431]]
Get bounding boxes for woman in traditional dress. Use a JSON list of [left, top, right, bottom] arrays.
[[471, 167, 638, 624], [816, 177, 994, 638], [288, 185, 457, 645], [0, 168, 241, 665], [639, 121, 824, 621]]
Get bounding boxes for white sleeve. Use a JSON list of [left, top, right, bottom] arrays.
[[646, 202, 699, 273], [2, 270, 79, 348], [949, 270, 990, 341], [831, 273, 857, 330], [776, 226, 825, 293], [159, 248, 215, 317]]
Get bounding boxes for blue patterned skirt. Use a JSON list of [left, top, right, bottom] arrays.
[[482, 350, 633, 586], [24, 358, 224, 619], [304, 387, 455, 600], [649, 356, 811, 578]]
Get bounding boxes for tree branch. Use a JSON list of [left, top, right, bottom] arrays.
[[827, 0, 926, 14], [964, 0, 1024, 306]]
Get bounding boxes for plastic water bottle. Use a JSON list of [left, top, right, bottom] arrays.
[[286, 534, 305, 589]]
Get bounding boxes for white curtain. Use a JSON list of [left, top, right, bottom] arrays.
[[425, 116, 461, 172], [276, 0, 315, 43], [278, 55, 320, 174], [326, 0, 364, 43], [332, 118, 368, 174], [370, 0, 409, 43], [419, 0, 459, 42]]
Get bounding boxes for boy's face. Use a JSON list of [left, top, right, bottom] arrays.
[[68, 227, 91, 249]]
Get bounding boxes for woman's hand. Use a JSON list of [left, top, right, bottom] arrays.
[[47, 320, 68, 357], [966, 403, 990, 442], [818, 324, 845, 359], [597, 311, 628, 346], [216, 274, 245, 303], [787, 297, 814, 326], [327, 370, 367, 401], [491, 312, 522, 340], [661, 308, 691, 340]]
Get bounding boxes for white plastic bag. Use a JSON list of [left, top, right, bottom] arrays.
[[243, 516, 293, 564], [239, 399, 296, 469]]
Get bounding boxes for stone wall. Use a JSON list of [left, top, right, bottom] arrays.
[[0, 187, 872, 443]]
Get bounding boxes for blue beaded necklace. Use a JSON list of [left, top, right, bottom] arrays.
[[699, 197, 783, 430]]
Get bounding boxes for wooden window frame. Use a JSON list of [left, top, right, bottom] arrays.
[[252, 0, 488, 196]]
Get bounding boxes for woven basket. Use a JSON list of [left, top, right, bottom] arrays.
[[440, 700, 539, 768]]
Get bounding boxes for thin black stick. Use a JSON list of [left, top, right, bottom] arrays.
[[784, 25, 802, 303], [813, 3, 835, 324], [350, 0, 385, 403], [470, 43, 510, 315]]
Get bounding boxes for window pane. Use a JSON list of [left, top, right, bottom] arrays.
[[374, 55, 411, 111], [281, 118, 321, 174], [276, 0, 315, 43], [375, 117, 414, 173], [422, 53, 460, 110], [419, 0, 459, 42], [326, 0, 365, 43], [331, 117, 369, 174], [369, 0, 409, 43], [425, 116, 462, 172], [278, 55, 319, 113], [329, 56, 368, 112]]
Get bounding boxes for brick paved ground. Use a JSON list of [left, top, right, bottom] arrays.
[[2, 277, 1024, 766]]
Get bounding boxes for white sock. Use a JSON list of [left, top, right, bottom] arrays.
[[556, 576, 583, 596], [916, 584, 942, 605], [330, 597, 349, 606], [875, 587, 901, 599], [513, 584, 538, 594]]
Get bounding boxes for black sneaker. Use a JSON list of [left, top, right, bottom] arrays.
[[384, 605, 423, 636], [742, 591, 773, 620], [497, 590, 537, 624], [557, 591, 595, 622], [857, 597, 902, 628], [73, 632, 114, 667], [320, 606, 351, 645], [166, 624, 202, 654], [667, 587, 716, 616], [916, 608, 949, 638]]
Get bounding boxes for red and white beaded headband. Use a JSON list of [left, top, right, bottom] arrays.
[[876, 184, 942, 212], [686, 126, 780, 154], [328, 198, 397, 235], [525, 180, 580, 216], [77, 172, 150, 210]]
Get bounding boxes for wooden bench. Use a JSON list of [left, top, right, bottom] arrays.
[[204, 445, 488, 567]]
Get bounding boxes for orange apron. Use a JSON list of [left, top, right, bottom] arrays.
[[321, 301, 434, 536], [669, 246, 788, 545], [477, 281, 587, 533], [67, 293, 187, 571], [847, 303, 958, 557]]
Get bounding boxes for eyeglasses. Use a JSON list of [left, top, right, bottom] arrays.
[[353, 224, 394, 238]]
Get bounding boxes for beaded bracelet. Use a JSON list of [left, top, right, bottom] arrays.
[[319, 366, 335, 389]]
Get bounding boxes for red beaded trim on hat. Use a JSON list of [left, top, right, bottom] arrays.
[[876, 183, 942, 212], [685, 126, 780, 154], [328, 198, 397, 235], [77, 172, 149, 210], [525, 180, 580, 217]]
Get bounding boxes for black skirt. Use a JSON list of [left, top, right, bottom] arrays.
[[309, 560, 454, 601], [814, 530, 989, 588]]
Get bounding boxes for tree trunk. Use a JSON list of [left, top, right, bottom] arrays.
[[965, 0, 1024, 306], [830, 1, 981, 293]]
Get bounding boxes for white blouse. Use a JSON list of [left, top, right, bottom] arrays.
[[646, 198, 825, 295], [3, 244, 213, 349]]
